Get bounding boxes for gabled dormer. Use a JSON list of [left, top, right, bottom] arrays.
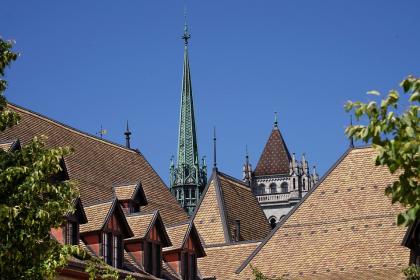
[[80, 198, 133, 268], [163, 221, 205, 280], [51, 197, 88, 245], [113, 181, 147, 214], [125, 211, 171, 278], [0, 139, 20, 152]]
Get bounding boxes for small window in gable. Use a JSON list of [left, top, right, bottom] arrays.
[[143, 240, 162, 277], [101, 232, 123, 268], [65, 221, 78, 245], [181, 252, 197, 280]]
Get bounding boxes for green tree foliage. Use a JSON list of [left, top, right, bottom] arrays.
[[404, 265, 420, 280], [250, 265, 284, 280], [0, 38, 79, 278], [345, 76, 419, 226]]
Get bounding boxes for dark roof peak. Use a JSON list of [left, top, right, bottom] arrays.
[[254, 126, 291, 176]]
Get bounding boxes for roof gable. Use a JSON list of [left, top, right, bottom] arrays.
[[192, 172, 229, 245], [254, 127, 291, 176], [126, 211, 171, 247], [80, 199, 133, 238], [164, 221, 205, 257], [114, 181, 147, 206], [237, 147, 409, 279], [192, 170, 270, 246], [0, 103, 187, 224]]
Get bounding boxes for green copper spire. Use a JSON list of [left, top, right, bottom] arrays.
[[170, 20, 207, 216]]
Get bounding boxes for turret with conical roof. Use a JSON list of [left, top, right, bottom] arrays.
[[169, 21, 207, 216], [244, 113, 318, 227]]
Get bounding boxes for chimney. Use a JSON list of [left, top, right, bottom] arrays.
[[234, 219, 241, 242]]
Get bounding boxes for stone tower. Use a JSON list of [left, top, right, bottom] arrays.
[[169, 22, 207, 216], [243, 114, 319, 228]]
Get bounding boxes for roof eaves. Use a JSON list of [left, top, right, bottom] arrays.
[[235, 146, 356, 274]]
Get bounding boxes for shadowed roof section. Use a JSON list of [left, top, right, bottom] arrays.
[[254, 127, 291, 176], [0, 103, 188, 225], [236, 147, 409, 279]]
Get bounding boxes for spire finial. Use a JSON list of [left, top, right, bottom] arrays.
[[274, 111, 278, 128], [349, 115, 354, 148], [213, 126, 217, 170], [124, 120, 132, 149], [182, 6, 191, 45]]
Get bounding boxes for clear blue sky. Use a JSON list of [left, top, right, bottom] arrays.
[[2, 0, 420, 184]]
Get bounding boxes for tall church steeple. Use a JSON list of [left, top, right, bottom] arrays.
[[170, 20, 207, 216]]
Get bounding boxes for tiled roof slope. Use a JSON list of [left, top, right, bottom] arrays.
[[254, 127, 291, 176], [114, 184, 138, 200], [126, 212, 156, 240], [80, 201, 113, 233], [218, 173, 271, 241], [198, 242, 260, 280], [192, 171, 270, 245], [0, 104, 188, 224], [164, 222, 190, 251], [236, 147, 409, 279]]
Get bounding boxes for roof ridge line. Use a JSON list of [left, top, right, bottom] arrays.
[[8, 103, 138, 154], [217, 171, 252, 192]]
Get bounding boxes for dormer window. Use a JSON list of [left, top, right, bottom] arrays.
[[143, 240, 162, 276], [113, 182, 148, 214], [101, 231, 123, 268], [181, 252, 197, 280], [65, 221, 79, 245]]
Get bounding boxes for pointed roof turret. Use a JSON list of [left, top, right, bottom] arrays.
[[170, 20, 207, 215], [124, 121, 131, 149], [177, 21, 198, 169], [254, 115, 291, 176]]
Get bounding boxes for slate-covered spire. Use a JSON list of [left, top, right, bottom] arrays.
[[170, 20, 207, 216]]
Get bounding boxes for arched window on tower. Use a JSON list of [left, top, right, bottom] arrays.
[[258, 184, 265, 195], [293, 178, 296, 190], [269, 217, 277, 229], [280, 182, 288, 193], [269, 183, 277, 194]]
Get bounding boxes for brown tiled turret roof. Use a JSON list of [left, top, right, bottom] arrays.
[[254, 127, 291, 176], [0, 104, 188, 225]]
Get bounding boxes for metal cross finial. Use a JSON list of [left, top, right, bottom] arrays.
[[274, 111, 278, 128], [96, 125, 107, 139], [182, 5, 191, 45]]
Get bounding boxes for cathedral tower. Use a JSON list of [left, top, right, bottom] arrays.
[[169, 22, 207, 216]]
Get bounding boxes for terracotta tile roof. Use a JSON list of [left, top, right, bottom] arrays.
[[163, 221, 190, 251], [163, 220, 205, 257], [254, 127, 291, 176], [114, 183, 138, 201], [162, 261, 182, 280], [79, 201, 113, 234], [197, 241, 260, 280], [235, 147, 410, 279], [0, 104, 188, 224], [192, 171, 270, 245], [126, 212, 156, 240], [80, 199, 133, 237]]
